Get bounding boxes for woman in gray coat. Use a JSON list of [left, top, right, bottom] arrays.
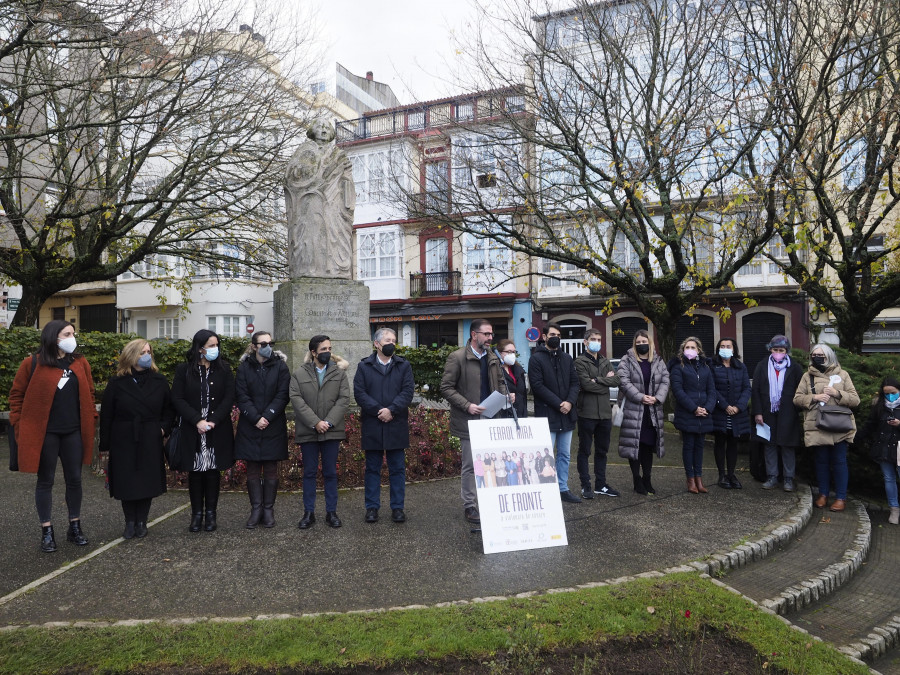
[[617, 330, 670, 495], [289, 334, 350, 530]]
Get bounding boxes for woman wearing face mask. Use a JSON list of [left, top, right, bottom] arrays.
[[751, 335, 803, 491], [710, 338, 752, 489], [670, 337, 717, 493], [617, 330, 669, 495], [290, 334, 350, 529], [859, 376, 900, 524], [171, 329, 236, 532], [496, 339, 527, 420], [234, 331, 290, 529], [793, 344, 859, 512], [9, 321, 97, 553], [100, 340, 174, 539]]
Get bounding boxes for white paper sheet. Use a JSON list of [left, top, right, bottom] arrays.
[[756, 422, 771, 441], [479, 390, 511, 418]]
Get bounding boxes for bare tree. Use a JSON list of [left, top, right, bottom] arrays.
[[0, 0, 319, 325], [403, 0, 795, 357], [755, 0, 900, 352]]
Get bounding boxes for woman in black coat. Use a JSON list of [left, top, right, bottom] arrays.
[[234, 331, 290, 529], [497, 339, 527, 419], [100, 339, 174, 540], [710, 337, 752, 489], [858, 376, 900, 525], [669, 336, 717, 494], [171, 330, 235, 533]]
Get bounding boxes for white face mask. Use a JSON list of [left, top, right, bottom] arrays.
[[58, 336, 77, 354], [503, 353, 517, 367]]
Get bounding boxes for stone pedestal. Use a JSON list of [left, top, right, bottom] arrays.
[[274, 277, 372, 384]]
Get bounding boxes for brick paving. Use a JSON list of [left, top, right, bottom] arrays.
[[722, 504, 861, 604]]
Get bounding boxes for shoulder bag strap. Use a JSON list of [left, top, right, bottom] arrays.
[[808, 372, 816, 394]]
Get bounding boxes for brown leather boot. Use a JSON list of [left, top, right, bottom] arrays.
[[695, 476, 708, 493], [814, 494, 828, 509], [687, 477, 699, 494]]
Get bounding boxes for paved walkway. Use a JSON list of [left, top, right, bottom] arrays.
[[0, 438, 800, 626]]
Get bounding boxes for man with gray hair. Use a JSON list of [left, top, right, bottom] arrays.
[[353, 327, 415, 523]]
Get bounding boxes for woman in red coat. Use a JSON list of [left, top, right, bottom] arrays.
[[9, 321, 97, 553]]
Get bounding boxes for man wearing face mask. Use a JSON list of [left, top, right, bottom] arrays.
[[750, 335, 803, 491], [529, 323, 582, 503], [574, 328, 621, 500], [441, 318, 505, 524], [354, 327, 415, 524], [235, 332, 291, 529]]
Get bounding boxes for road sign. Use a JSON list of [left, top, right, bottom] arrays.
[[525, 326, 541, 342], [7, 298, 19, 311], [246, 323, 255, 334]]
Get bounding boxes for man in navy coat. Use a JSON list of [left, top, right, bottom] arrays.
[[354, 327, 415, 523]]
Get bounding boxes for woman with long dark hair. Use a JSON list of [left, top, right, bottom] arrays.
[[171, 330, 235, 532], [100, 339, 174, 539], [9, 320, 97, 552], [496, 339, 527, 419], [290, 334, 350, 529], [710, 337, 752, 489]]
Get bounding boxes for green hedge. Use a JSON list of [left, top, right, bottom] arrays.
[[395, 344, 457, 400], [0, 328, 249, 410]]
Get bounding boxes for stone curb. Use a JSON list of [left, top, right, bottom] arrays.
[[688, 483, 814, 578], [754, 498, 871, 616], [837, 613, 900, 664]]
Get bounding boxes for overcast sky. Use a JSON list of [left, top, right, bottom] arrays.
[[302, 0, 480, 104]]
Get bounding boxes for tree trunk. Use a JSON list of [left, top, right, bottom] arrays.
[[11, 285, 49, 328], [833, 309, 868, 355]]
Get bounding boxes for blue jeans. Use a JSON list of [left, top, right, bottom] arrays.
[[879, 461, 900, 508], [681, 432, 705, 478], [550, 430, 573, 492], [364, 449, 406, 510], [814, 442, 849, 500], [301, 440, 339, 512]]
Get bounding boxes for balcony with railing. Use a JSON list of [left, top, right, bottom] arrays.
[[410, 271, 462, 298], [336, 90, 526, 143]]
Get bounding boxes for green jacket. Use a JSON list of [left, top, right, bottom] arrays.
[[290, 354, 350, 444], [575, 351, 620, 420]]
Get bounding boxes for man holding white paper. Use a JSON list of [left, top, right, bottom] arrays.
[[440, 319, 505, 524]]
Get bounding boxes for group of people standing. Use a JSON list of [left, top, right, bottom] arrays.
[[9, 319, 898, 553], [9, 322, 414, 552]]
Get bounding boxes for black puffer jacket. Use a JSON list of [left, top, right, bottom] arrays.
[[234, 351, 291, 462], [858, 399, 900, 464]]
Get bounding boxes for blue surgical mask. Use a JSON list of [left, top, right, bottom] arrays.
[[258, 345, 273, 359], [887, 393, 900, 403], [203, 347, 219, 361], [719, 348, 733, 360], [587, 341, 602, 353], [137, 354, 153, 369]]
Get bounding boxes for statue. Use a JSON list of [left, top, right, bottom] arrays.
[[284, 119, 355, 279]]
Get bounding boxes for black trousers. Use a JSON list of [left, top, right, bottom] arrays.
[[713, 431, 738, 476], [188, 470, 220, 513], [576, 417, 613, 489], [35, 431, 83, 523], [121, 498, 152, 523]]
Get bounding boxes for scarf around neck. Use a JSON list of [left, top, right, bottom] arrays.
[[768, 354, 791, 413]]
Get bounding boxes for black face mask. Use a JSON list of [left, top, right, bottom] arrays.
[[316, 352, 332, 365], [546, 336, 561, 350], [380, 343, 396, 357], [811, 355, 826, 369], [635, 344, 650, 355]]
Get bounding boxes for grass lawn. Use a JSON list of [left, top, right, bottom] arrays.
[[0, 573, 868, 674]]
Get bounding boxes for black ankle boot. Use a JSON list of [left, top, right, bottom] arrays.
[[41, 525, 57, 553], [718, 473, 732, 489], [123, 521, 136, 539], [204, 510, 217, 532], [727, 474, 743, 489], [67, 520, 88, 546], [189, 512, 203, 532], [633, 476, 648, 495], [642, 477, 656, 495], [135, 522, 148, 538]]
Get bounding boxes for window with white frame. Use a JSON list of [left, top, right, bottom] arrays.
[[158, 318, 179, 339], [351, 149, 401, 204], [357, 227, 401, 279], [119, 253, 185, 281], [464, 233, 509, 273], [208, 315, 248, 337]]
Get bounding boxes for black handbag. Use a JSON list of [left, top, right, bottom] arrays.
[[165, 419, 183, 470], [809, 374, 854, 433]]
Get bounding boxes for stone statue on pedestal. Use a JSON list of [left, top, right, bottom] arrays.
[[284, 119, 355, 280]]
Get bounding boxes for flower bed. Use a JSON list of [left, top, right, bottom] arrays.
[[165, 405, 460, 491]]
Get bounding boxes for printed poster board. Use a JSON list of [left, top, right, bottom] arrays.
[[469, 417, 568, 554]]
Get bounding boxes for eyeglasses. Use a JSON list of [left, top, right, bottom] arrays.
[[255, 341, 274, 348], [501, 350, 517, 355], [476, 331, 494, 337]]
